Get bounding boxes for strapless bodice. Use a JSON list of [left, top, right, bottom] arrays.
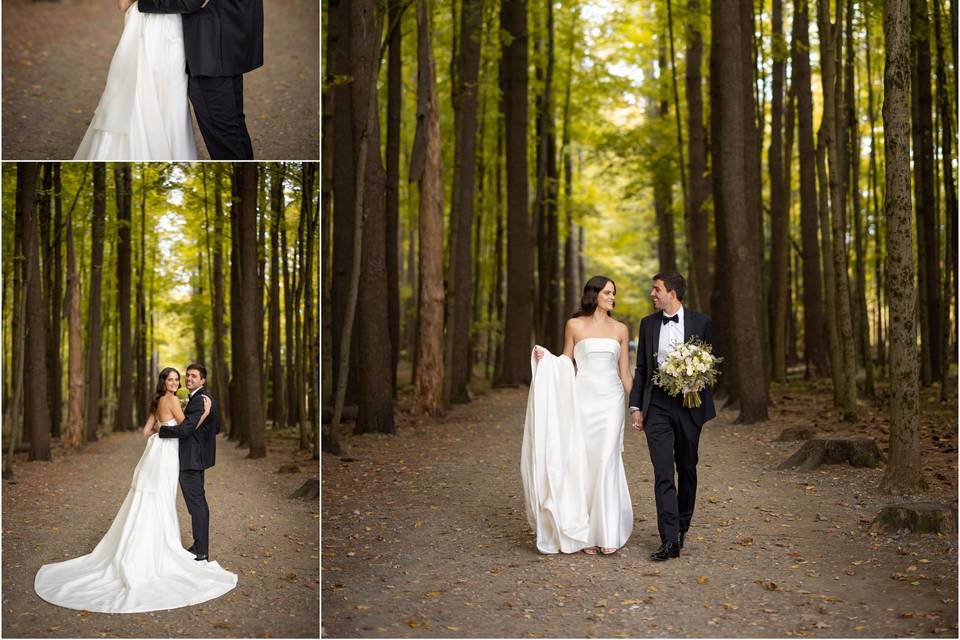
[[573, 338, 621, 374]]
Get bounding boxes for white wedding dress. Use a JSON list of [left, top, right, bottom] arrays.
[[34, 420, 236, 613], [521, 338, 633, 553], [74, 6, 197, 160]]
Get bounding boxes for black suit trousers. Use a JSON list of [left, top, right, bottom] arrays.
[[179, 469, 210, 555], [188, 75, 254, 160], [644, 386, 701, 544]]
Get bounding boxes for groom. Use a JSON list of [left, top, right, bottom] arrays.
[[629, 271, 716, 561], [158, 363, 219, 561], [126, 0, 264, 159]]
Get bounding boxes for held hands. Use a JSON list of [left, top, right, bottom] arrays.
[[118, 0, 136, 13], [631, 410, 643, 433], [533, 347, 544, 363]]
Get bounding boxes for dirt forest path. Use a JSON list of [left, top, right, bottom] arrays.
[[322, 383, 957, 637], [2, 0, 319, 160], [3, 431, 319, 638]]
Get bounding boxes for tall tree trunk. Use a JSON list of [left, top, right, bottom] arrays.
[[229, 171, 246, 445], [934, 0, 957, 400], [561, 10, 579, 317], [64, 164, 85, 451], [115, 165, 134, 432], [20, 164, 51, 460], [385, 0, 404, 394], [135, 166, 148, 428], [497, 0, 533, 386], [235, 164, 266, 458], [209, 166, 230, 433], [713, 0, 767, 422], [685, 0, 711, 313], [769, 0, 788, 384], [85, 165, 107, 444], [847, 0, 875, 398], [411, 0, 446, 416], [910, 0, 941, 384], [49, 164, 63, 438], [329, 0, 359, 412], [654, 43, 677, 273], [880, 0, 924, 493], [818, 0, 858, 420], [444, 0, 482, 405], [791, 0, 829, 378], [865, 15, 886, 372], [268, 166, 287, 429]]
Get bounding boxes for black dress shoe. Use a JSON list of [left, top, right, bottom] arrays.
[[650, 541, 680, 561], [193, 553, 209, 562], [679, 531, 686, 550], [187, 545, 197, 555]]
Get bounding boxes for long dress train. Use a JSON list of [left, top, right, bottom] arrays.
[[34, 420, 235, 613]]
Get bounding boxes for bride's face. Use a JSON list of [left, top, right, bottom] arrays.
[[165, 372, 180, 394], [597, 282, 616, 312]]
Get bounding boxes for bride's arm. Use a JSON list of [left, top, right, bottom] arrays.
[[618, 323, 633, 393], [561, 319, 576, 359], [141, 414, 156, 437], [169, 396, 187, 425]]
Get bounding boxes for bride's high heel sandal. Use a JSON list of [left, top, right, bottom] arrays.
[[600, 547, 618, 555], [582, 547, 600, 555]]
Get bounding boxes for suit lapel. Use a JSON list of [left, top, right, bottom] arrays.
[[684, 309, 691, 343], [651, 313, 663, 370]]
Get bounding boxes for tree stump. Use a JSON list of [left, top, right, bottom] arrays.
[[777, 437, 881, 470], [871, 503, 957, 535], [776, 427, 815, 442], [288, 478, 319, 500]]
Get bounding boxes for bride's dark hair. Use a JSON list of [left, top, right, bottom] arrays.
[[149, 367, 181, 416], [572, 276, 616, 318]]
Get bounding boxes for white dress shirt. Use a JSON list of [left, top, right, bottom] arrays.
[[657, 305, 685, 366], [189, 386, 204, 401], [630, 305, 685, 412]]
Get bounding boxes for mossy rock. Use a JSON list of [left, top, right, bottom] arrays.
[[871, 503, 958, 535], [776, 427, 815, 442], [777, 437, 882, 471]]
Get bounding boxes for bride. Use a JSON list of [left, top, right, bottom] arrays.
[[520, 276, 633, 555], [73, 0, 205, 160], [34, 367, 236, 613], [521, 276, 634, 555]]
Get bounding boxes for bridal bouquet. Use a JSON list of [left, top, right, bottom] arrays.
[[652, 338, 722, 408]]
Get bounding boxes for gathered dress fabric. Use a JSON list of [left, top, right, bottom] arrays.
[[74, 6, 197, 160], [521, 338, 633, 553], [34, 420, 236, 613]]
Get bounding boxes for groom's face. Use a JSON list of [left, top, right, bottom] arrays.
[[650, 280, 677, 310], [185, 369, 204, 391]]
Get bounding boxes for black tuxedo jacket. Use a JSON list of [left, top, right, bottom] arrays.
[[628, 307, 717, 427], [138, 0, 264, 77], [158, 388, 219, 471]]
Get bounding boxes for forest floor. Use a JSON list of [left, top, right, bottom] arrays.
[[2, 0, 318, 160], [322, 373, 958, 638], [2, 430, 319, 638]]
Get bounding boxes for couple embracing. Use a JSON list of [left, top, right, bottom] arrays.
[[521, 270, 715, 561], [34, 363, 237, 613]]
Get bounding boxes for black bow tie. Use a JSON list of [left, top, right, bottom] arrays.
[[662, 314, 679, 325]]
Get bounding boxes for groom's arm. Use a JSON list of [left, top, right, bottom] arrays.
[[137, 0, 206, 14], [158, 400, 203, 438], [628, 320, 646, 411]]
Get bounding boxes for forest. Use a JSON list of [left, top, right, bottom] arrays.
[[323, 0, 957, 495], [2, 162, 321, 471]]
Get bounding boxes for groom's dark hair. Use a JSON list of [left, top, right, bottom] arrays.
[[186, 362, 207, 380], [653, 270, 686, 301]]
